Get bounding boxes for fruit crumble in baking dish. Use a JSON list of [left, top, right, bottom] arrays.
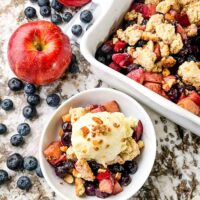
[[95, 0, 200, 116], [43, 100, 144, 198]]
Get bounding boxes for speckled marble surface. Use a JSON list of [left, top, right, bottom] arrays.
[[1, 1, 200, 200]]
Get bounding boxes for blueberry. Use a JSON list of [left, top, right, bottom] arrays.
[[51, 14, 62, 24], [141, 18, 148, 25], [177, 84, 185, 94], [135, 0, 145, 2], [24, 7, 37, 18], [61, 132, 72, 146], [51, 0, 63, 12], [23, 156, 38, 171], [1, 99, 14, 111], [123, 20, 137, 29], [109, 163, 125, 173], [8, 78, 24, 91], [187, 55, 198, 62], [95, 189, 110, 198], [0, 170, 9, 185], [0, 123, 7, 135], [185, 85, 196, 91], [135, 40, 148, 47], [24, 83, 36, 95], [69, 62, 79, 74], [80, 10, 93, 23], [46, 94, 60, 107], [120, 173, 131, 186], [17, 176, 32, 190], [106, 53, 112, 63], [85, 181, 96, 196], [23, 105, 37, 119], [17, 123, 31, 136], [71, 25, 83, 37], [55, 160, 74, 178], [10, 134, 24, 147], [173, 55, 185, 65], [36, 166, 44, 178], [27, 94, 40, 106], [101, 44, 113, 54], [167, 87, 180, 103], [38, 0, 49, 6], [6, 153, 24, 171], [124, 160, 138, 174], [96, 47, 106, 57], [179, 42, 193, 57], [88, 160, 101, 175], [63, 12, 73, 22], [127, 63, 140, 73], [195, 36, 200, 46], [96, 56, 106, 64], [40, 6, 51, 17], [62, 122, 72, 132]]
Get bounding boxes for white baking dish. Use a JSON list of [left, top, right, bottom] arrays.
[[80, 0, 200, 135]]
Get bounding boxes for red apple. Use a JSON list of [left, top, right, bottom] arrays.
[[8, 20, 72, 85], [58, 0, 91, 7]]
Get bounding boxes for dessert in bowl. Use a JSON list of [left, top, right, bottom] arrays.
[[80, 0, 200, 135], [39, 88, 156, 200]]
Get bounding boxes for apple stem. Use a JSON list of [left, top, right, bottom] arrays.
[[34, 42, 43, 51]]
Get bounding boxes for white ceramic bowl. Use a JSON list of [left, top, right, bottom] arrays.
[[39, 88, 156, 200], [80, 0, 200, 135]]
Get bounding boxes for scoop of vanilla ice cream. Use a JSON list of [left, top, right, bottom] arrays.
[[71, 111, 139, 166]]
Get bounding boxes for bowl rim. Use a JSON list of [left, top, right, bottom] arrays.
[[80, 0, 200, 134], [39, 88, 156, 200]]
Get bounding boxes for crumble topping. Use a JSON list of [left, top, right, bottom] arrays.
[[145, 0, 161, 4], [137, 13, 144, 24], [156, 0, 180, 14], [81, 126, 90, 138], [66, 146, 77, 160], [159, 41, 170, 57], [178, 61, 200, 90], [75, 178, 85, 197], [117, 25, 143, 46], [170, 33, 183, 54], [161, 56, 177, 68], [156, 1, 171, 14], [185, 1, 200, 25], [146, 14, 164, 32], [178, 0, 197, 6], [156, 23, 175, 44], [141, 32, 160, 42], [69, 107, 88, 123], [92, 117, 103, 124], [184, 24, 198, 37], [133, 46, 158, 72], [124, 10, 138, 21], [75, 159, 95, 181], [119, 138, 140, 162], [145, 40, 154, 51]]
